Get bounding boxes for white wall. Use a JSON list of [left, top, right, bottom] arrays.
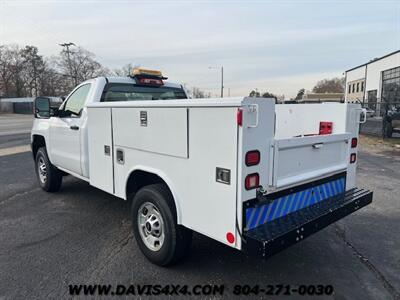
[[345, 51, 400, 102], [365, 52, 400, 100], [345, 66, 365, 100]]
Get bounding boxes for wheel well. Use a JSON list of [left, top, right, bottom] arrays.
[[32, 135, 46, 158], [126, 170, 166, 199]]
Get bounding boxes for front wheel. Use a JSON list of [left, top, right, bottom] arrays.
[[131, 184, 192, 266], [35, 147, 62, 192]]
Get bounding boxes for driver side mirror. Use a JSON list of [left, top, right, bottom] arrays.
[[34, 97, 51, 119]]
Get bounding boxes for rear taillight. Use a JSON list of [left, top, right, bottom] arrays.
[[351, 138, 358, 148], [237, 108, 243, 126], [245, 150, 260, 166], [319, 121, 333, 135], [350, 153, 357, 163], [245, 173, 259, 190]]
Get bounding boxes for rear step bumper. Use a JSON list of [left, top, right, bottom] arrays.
[[242, 188, 373, 258]]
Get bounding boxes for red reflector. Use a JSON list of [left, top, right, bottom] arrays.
[[245, 150, 260, 166], [350, 153, 357, 163], [319, 121, 333, 135], [351, 138, 358, 148], [226, 232, 235, 244], [245, 173, 259, 190], [237, 108, 243, 126]]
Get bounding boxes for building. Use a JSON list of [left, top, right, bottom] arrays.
[[302, 92, 344, 103], [345, 50, 400, 113]]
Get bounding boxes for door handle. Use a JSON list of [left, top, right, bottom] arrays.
[[116, 149, 124, 164], [70, 125, 79, 130], [312, 143, 324, 149]]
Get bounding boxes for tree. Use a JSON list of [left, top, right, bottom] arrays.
[[0, 45, 15, 97], [0, 45, 26, 97], [261, 91, 277, 99], [112, 63, 135, 77], [312, 77, 345, 93], [295, 88, 305, 100], [249, 90, 260, 97], [21, 45, 46, 97], [249, 90, 277, 100], [56, 46, 107, 91]]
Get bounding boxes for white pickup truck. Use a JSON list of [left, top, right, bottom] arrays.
[[31, 68, 373, 266]]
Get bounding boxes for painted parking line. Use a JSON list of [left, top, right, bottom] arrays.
[[0, 145, 31, 157], [0, 130, 31, 136]]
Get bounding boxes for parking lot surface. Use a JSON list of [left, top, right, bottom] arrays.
[[0, 114, 399, 299]]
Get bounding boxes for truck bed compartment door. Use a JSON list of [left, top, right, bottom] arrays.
[[87, 107, 114, 194], [112, 107, 188, 158], [272, 133, 350, 188]]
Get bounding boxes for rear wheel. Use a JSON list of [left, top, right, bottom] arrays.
[[35, 147, 62, 192], [131, 184, 192, 266]]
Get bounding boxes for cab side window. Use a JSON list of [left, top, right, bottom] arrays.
[[64, 84, 91, 116]]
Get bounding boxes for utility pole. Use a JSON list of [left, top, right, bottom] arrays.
[[59, 42, 76, 85], [221, 66, 224, 98], [209, 66, 224, 98]]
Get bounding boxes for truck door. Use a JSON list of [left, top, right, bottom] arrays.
[[49, 83, 92, 175]]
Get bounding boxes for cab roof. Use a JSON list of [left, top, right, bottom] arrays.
[[103, 76, 183, 89]]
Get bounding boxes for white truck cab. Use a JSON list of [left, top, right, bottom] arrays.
[[31, 68, 373, 266]]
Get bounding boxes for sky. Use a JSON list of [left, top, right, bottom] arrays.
[[1, 0, 399, 98]]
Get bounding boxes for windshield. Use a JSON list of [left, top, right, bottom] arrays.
[[102, 83, 187, 101]]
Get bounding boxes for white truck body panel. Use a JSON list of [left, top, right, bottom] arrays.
[[113, 107, 188, 158], [272, 133, 349, 188], [87, 104, 239, 245], [31, 76, 367, 253], [88, 107, 114, 193]]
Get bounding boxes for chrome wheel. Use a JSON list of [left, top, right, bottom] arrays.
[[37, 157, 47, 184], [137, 202, 165, 251]]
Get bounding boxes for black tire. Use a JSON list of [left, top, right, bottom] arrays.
[[35, 147, 62, 192], [131, 183, 192, 266]]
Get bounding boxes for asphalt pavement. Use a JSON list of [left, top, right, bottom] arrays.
[[0, 114, 399, 299]]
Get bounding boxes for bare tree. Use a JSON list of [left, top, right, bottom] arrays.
[[182, 84, 210, 98], [57, 46, 107, 90], [112, 63, 135, 77], [0, 45, 26, 97], [0, 45, 14, 97], [21, 45, 46, 97], [312, 78, 345, 93]]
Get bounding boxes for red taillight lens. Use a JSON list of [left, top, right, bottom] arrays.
[[245, 173, 259, 190], [350, 153, 357, 163], [137, 77, 163, 86], [351, 138, 358, 148], [245, 150, 260, 166], [237, 108, 243, 126], [319, 121, 333, 135]]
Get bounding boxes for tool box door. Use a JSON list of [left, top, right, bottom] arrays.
[[87, 107, 114, 194], [272, 133, 350, 188]]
